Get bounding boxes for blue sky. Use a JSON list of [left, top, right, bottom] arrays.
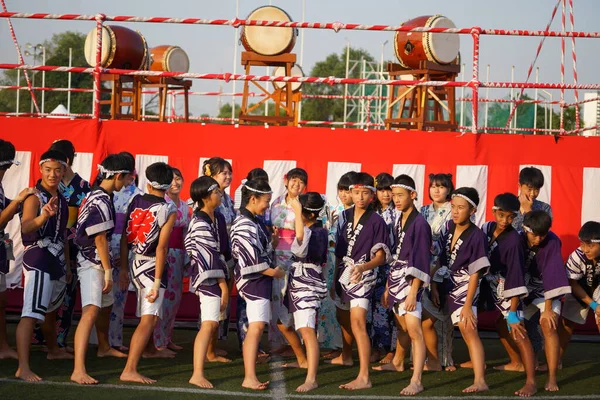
[[1, 0, 599, 116]]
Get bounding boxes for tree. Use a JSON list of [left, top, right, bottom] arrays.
[[0, 32, 94, 115]]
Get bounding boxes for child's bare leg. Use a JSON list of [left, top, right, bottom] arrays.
[[206, 328, 230, 362], [339, 306, 371, 390], [42, 310, 73, 360], [15, 317, 42, 381], [241, 321, 269, 390], [189, 320, 218, 388], [296, 327, 319, 392], [512, 324, 537, 397], [541, 314, 560, 392], [96, 305, 126, 358], [458, 321, 488, 393], [557, 317, 575, 362], [328, 307, 353, 366], [400, 314, 425, 396], [421, 310, 442, 371], [373, 312, 408, 372], [278, 322, 307, 368], [0, 291, 17, 359], [495, 316, 524, 371], [71, 305, 100, 384], [120, 315, 158, 384]]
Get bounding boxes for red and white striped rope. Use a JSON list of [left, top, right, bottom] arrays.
[[568, 0, 580, 129], [560, 0, 566, 134]]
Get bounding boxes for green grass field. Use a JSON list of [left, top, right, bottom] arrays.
[[1, 321, 599, 399]]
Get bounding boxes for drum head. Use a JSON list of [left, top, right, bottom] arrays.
[[273, 65, 304, 91], [244, 6, 294, 56], [424, 16, 459, 64], [165, 47, 190, 72], [84, 26, 112, 67]]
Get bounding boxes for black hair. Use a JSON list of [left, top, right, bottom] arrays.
[[0, 139, 16, 171], [351, 172, 375, 188], [578, 221, 600, 243], [49, 140, 75, 166], [393, 174, 417, 191], [373, 172, 394, 210], [452, 187, 480, 209], [203, 157, 232, 177], [523, 210, 552, 236], [190, 176, 219, 211], [98, 154, 132, 180], [286, 168, 308, 185], [40, 149, 68, 165], [246, 168, 269, 182], [493, 193, 520, 214], [299, 192, 325, 221], [428, 173, 454, 202], [240, 179, 272, 209], [337, 171, 357, 191], [146, 162, 173, 189], [519, 167, 545, 189], [171, 167, 183, 181], [118, 151, 138, 186]]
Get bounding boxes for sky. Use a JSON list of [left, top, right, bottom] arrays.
[[1, 0, 599, 117]]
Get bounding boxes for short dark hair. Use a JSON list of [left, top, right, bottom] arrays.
[[49, 140, 75, 166], [578, 221, 600, 243], [171, 167, 183, 181], [40, 149, 68, 165], [190, 176, 219, 211], [0, 139, 16, 171], [452, 187, 480, 209], [240, 179, 272, 209], [493, 192, 520, 214], [146, 162, 173, 188], [519, 167, 545, 189], [203, 157, 232, 177], [246, 168, 269, 182], [99, 154, 133, 180], [286, 168, 308, 185], [118, 151, 136, 172], [351, 172, 375, 188], [337, 171, 357, 191], [299, 192, 325, 220], [375, 173, 394, 190], [523, 210, 552, 236], [393, 174, 416, 191], [428, 173, 454, 201]]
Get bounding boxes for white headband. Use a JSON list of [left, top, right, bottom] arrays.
[[304, 206, 323, 212], [349, 184, 376, 192], [587, 239, 600, 243], [97, 164, 131, 178], [207, 183, 219, 193], [0, 159, 20, 167], [244, 185, 272, 194], [391, 184, 416, 192], [452, 193, 477, 209], [492, 206, 519, 214], [149, 181, 171, 190], [523, 225, 533, 233], [39, 158, 68, 168]]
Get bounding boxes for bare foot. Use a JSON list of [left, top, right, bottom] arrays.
[[280, 348, 296, 358], [115, 345, 129, 352], [282, 361, 307, 369], [373, 362, 405, 372], [143, 348, 176, 359], [0, 347, 18, 360], [459, 361, 486, 370], [537, 363, 562, 372], [64, 346, 74, 353], [98, 347, 127, 358], [322, 349, 341, 359], [206, 355, 232, 363], [422, 361, 442, 371], [120, 371, 157, 384], [325, 354, 353, 366], [256, 353, 271, 364], [189, 374, 214, 389], [370, 349, 381, 363], [444, 365, 457, 372], [167, 342, 183, 351], [15, 368, 42, 382], [516, 382, 537, 397], [462, 382, 489, 393], [545, 379, 559, 392], [296, 380, 318, 392], [339, 376, 372, 390], [270, 345, 289, 355], [71, 371, 99, 385], [242, 379, 269, 390], [215, 348, 228, 357], [47, 348, 74, 360], [379, 352, 394, 364], [400, 381, 424, 396], [494, 362, 524, 372]]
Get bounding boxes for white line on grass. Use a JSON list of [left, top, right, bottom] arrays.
[[2, 379, 600, 400], [269, 356, 287, 399]]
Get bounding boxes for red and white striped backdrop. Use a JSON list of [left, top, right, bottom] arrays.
[[2, 117, 600, 287]]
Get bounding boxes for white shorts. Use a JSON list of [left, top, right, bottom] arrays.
[[136, 287, 166, 318], [561, 294, 599, 325], [523, 298, 562, 321], [245, 298, 271, 324], [421, 291, 451, 322], [293, 308, 317, 330], [21, 270, 66, 321], [334, 297, 370, 311], [0, 273, 6, 293], [198, 293, 221, 323], [78, 261, 114, 309], [394, 301, 423, 319], [275, 302, 293, 327], [450, 305, 478, 325]]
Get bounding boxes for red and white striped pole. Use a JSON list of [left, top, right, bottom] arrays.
[[93, 14, 105, 120], [560, 0, 566, 135], [568, 0, 580, 130], [471, 27, 482, 133]]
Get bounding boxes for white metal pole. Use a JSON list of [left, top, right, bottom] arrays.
[[484, 64, 490, 132], [231, 0, 239, 123], [343, 40, 350, 125], [67, 47, 72, 113], [460, 63, 465, 130], [534, 67, 539, 134], [378, 41, 387, 127], [265, 0, 272, 117], [41, 46, 46, 114], [297, 0, 306, 124], [510, 65, 515, 132], [16, 69, 20, 115], [142, 93, 146, 119]]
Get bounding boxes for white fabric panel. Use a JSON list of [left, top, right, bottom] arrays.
[[392, 164, 426, 210], [136, 154, 169, 191], [263, 160, 297, 203], [519, 165, 552, 205], [4, 151, 31, 288], [325, 162, 361, 208], [199, 157, 232, 196], [71, 152, 94, 183], [456, 165, 488, 227], [582, 168, 600, 225]]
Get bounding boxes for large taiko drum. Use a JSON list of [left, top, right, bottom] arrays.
[[273, 65, 304, 92], [394, 15, 460, 69], [146, 45, 190, 82], [84, 25, 150, 70], [240, 6, 298, 56]]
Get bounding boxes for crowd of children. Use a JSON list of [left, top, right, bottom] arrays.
[[0, 138, 599, 396]]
